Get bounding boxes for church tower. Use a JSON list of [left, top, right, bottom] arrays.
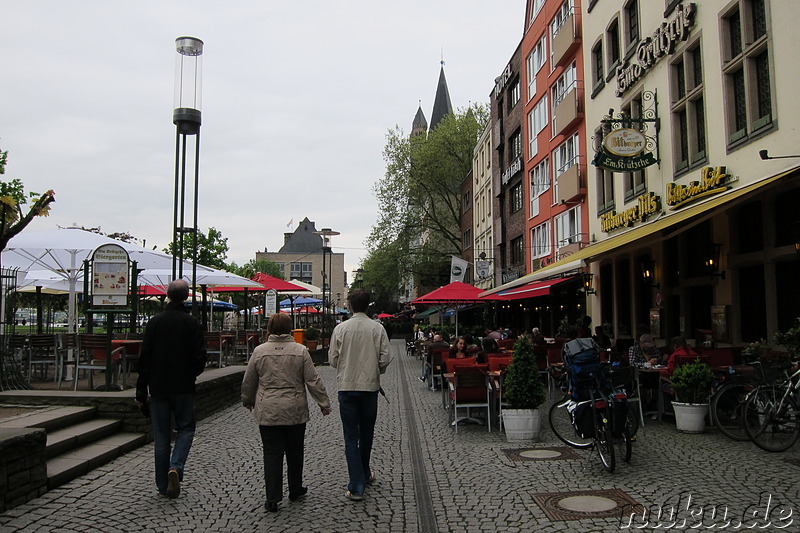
[[429, 61, 453, 130]]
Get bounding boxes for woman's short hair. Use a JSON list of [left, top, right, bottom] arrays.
[[267, 313, 293, 336]]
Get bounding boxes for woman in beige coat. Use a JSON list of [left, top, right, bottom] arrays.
[[241, 313, 331, 512]]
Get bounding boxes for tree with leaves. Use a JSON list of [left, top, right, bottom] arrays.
[[235, 258, 283, 280], [0, 149, 56, 252], [164, 226, 229, 270], [366, 104, 488, 304]]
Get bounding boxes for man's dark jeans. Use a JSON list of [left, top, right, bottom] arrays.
[[151, 394, 196, 494], [338, 391, 378, 495]]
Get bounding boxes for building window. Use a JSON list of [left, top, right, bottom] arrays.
[[526, 35, 547, 101], [511, 182, 524, 213], [591, 40, 604, 93], [276, 262, 285, 276], [553, 133, 579, 178], [621, 97, 646, 200], [555, 206, 581, 248], [463, 228, 472, 250], [671, 42, 706, 173], [594, 128, 614, 214], [722, 0, 772, 146], [527, 95, 548, 159], [290, 262, 313, 283], [607, 18, 621, 74], [530, 0, 546, 23], [529, 158, 549, 218], [552, 63, 576, 128], [510, 236, 525, 265], [531, 221, 551, 262], [509, 80, 521, 109], [510, 131, 522, 160], [624, 0, 640, 52], [551, 0, 574, 39], [530, 159, 550, 200]]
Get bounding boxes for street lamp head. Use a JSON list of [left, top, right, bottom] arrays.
[[173, 36, 203, 132]]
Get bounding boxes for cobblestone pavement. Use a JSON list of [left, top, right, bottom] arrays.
[[2, 340, 799, 532]]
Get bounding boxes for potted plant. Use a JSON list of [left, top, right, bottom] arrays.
[[670, 359, 713, 433], [502, 336, 547, 442], [304, 326, 321, 350]]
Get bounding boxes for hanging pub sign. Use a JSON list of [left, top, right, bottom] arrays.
[[593, 127, 658, 171], [91, 244, 130, 307]]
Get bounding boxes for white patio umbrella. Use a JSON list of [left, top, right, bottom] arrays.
[[1, 227, 215, 333]]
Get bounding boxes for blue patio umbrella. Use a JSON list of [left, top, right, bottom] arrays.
[[279, 296, 322, 308], [184, 299, 238, 311]]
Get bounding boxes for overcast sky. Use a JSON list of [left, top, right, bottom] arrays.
[[1, 1, 524, 276]]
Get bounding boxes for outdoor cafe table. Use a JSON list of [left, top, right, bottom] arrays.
[[89, 339, 143, 389]]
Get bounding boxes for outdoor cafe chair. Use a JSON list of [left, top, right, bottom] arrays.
[[74, 334, 125, 391], [448, 364, 492, 433], [204, 331, 228, 368], [56, 333, 77, 389], [27, 334, 59, 384]]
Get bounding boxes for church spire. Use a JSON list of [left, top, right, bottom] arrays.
[[412, 100, 428, 137], [429, 61, 453, 131]]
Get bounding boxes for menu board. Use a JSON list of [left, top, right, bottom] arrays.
[[91, 244, 130, 306]]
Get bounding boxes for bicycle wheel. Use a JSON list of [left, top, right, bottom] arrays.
[[615, 429, 632, 463], [711, 383, 749, 441], [594, 406, 615, 472], [743, 386, 800, 453], [625, 405, 639, 438], [548, 397, 593, 449]]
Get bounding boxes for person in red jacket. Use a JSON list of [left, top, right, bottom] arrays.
[[665, 336, 698, 376]]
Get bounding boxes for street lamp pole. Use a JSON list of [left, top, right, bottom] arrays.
[[314, 228, 339, 339], [172, 36, 203, 317]]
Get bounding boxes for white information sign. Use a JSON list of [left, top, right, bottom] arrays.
[[265, 289, 277, 317], [91, 244, 130, 306]]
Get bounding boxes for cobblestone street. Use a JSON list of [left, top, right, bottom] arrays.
[[1, 340, 798, 532]]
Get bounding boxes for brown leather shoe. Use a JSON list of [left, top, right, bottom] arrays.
[[166, 468, 180, 499]]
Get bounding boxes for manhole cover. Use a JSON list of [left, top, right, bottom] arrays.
[[503, 446, 581, 461], [532, 489, 643, 521], [520, 449, 562, 459], [558, 495, 618, 512]]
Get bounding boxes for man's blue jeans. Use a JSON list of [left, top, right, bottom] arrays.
[[338, 391, 378, 495], [150, 394, 196, 494]]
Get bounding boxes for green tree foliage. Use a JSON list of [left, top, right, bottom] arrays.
[[165, 226, 229, 270], [0, 148, 56, 253], [366, 104, 488, 303], [236, 258, 283, 279]]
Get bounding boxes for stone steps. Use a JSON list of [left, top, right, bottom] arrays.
[[0, 405, 146, 490]]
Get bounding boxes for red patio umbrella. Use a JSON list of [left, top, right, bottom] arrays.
[[214, 273, 309, 293], [411, 282, 505, 336], [377, 313, 394, 319]]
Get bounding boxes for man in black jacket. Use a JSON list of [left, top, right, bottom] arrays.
[[135, 279, 207, 499]]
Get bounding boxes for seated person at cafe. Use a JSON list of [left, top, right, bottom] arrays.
[[449, 336, 470, 360], [628, 333, 664, 411], [419, 334, 449, 383], [475, 337, 501, 364], [593, 326, 612, 350], [664, 336, 698, 377], [628, 333, 664, 367]]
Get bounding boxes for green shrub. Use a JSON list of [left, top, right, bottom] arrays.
[[304, 326, 320, 341], [671, 360, 713, 404], [503, 336, 547, 410]]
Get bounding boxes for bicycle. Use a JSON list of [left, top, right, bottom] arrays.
[[548, 370, 632, 472], [710, 360, 768, 441], [742, 362, 800, 452]]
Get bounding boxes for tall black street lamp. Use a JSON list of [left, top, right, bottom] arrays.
[[172, 36, 203, 312], [314, 227, 339, 338]]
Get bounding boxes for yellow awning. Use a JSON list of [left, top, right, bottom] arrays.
[[482, 166, 799, 296]]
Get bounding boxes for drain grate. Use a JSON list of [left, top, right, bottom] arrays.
[[532, 488, 643, 521], [503, 446, 582, 461]]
